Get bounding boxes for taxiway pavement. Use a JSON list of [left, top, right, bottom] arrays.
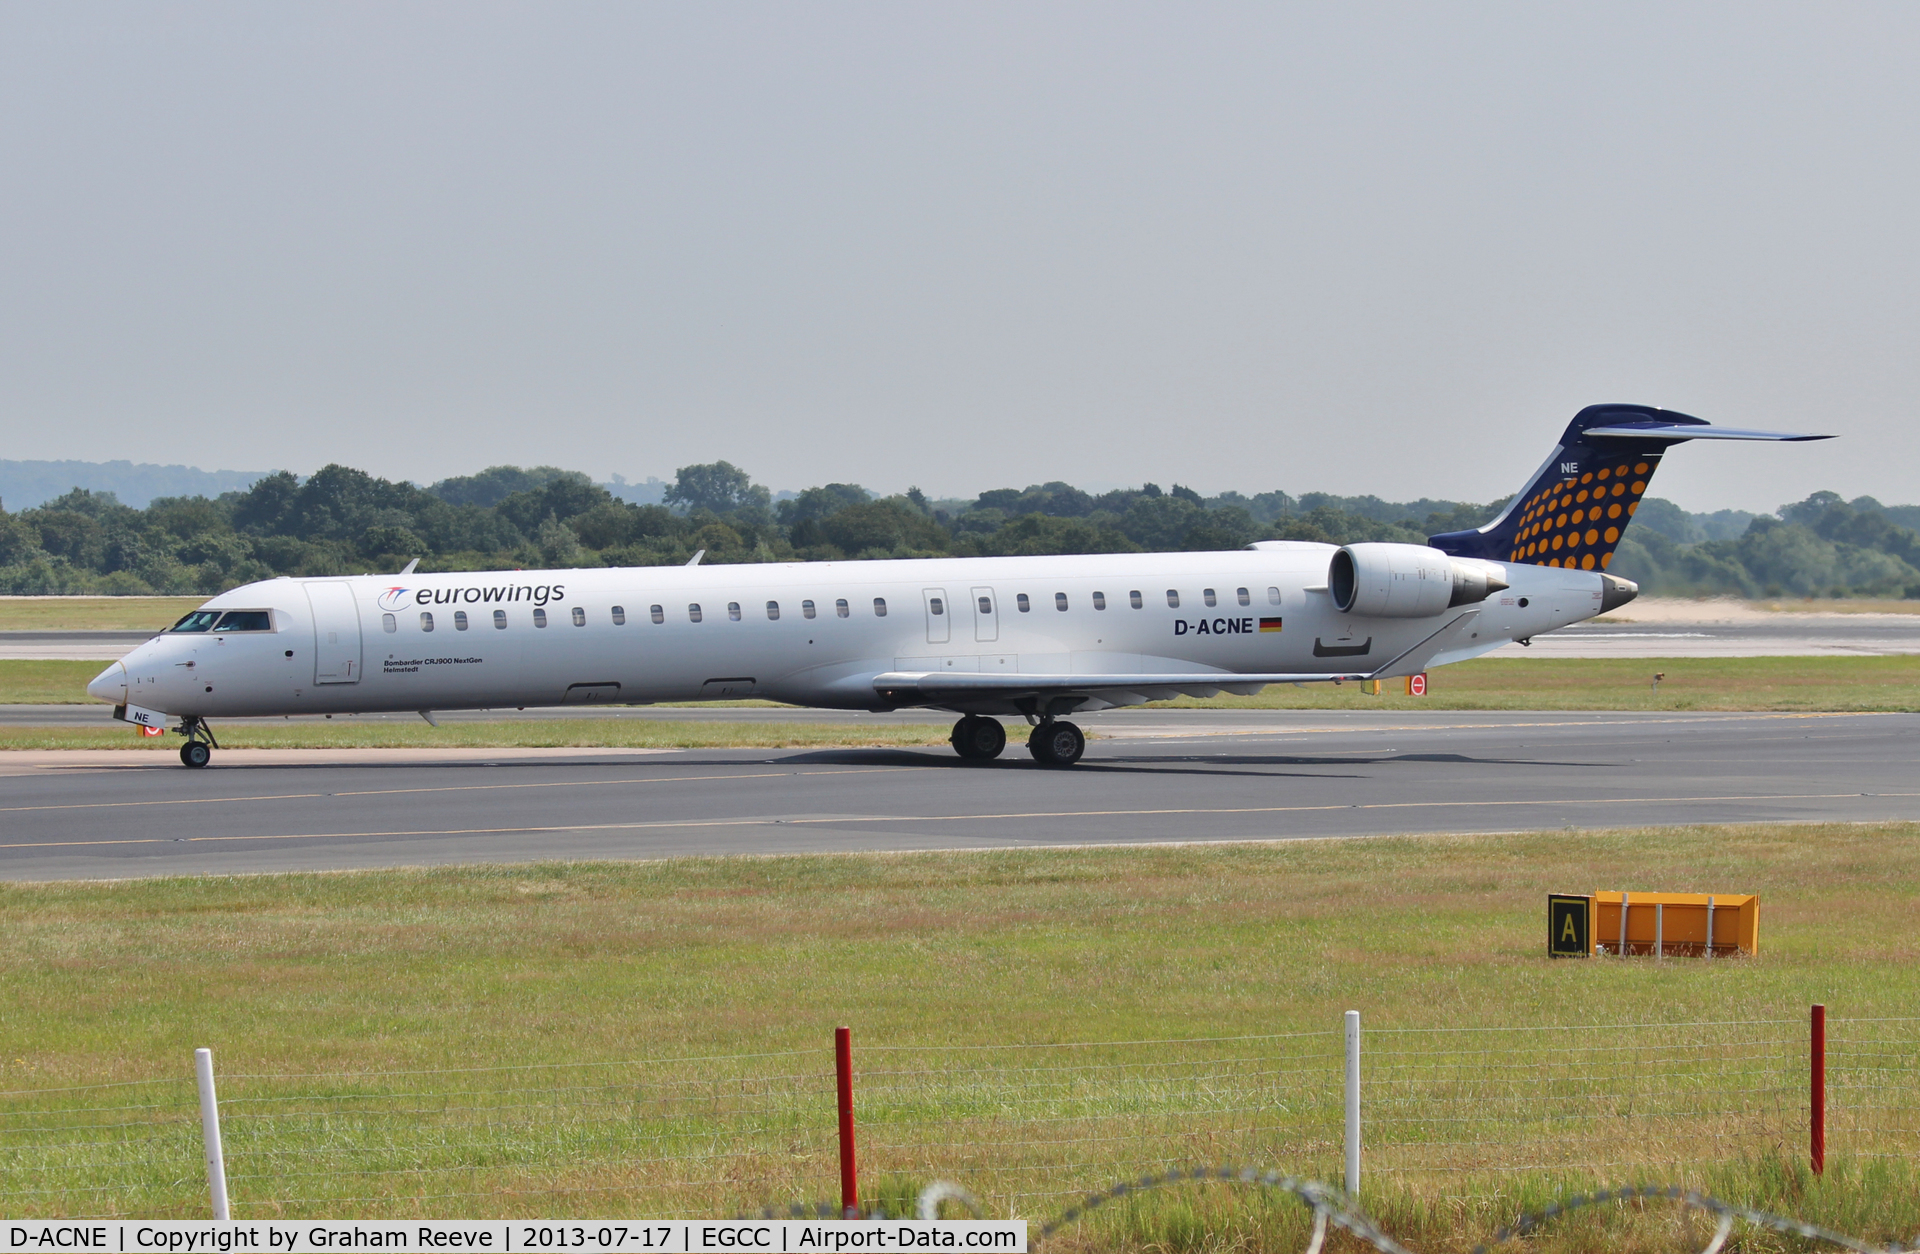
[[3, 710, 1914, 881]]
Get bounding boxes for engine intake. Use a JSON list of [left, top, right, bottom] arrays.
[[1329, 543, 1509, 618]]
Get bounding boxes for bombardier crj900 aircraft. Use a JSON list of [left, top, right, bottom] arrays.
[[88, 405, 1828, 768]]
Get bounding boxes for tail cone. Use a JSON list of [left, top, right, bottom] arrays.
[[1599, 574, 1639, 614]]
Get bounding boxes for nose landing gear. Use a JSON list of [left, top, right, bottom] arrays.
[[950, 716, 1007, 760], [176, 717, 218, 768]]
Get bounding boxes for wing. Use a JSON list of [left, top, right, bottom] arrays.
[[873, 610, 1480, 707]]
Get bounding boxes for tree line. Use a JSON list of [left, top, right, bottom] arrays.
[[1, 459, 1915, 601]]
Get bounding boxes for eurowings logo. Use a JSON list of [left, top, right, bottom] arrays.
[[376, 586, 411, 611]]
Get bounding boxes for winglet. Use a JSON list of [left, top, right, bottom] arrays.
[[686, 549, 706, 567], [397, 558, 420, 576]]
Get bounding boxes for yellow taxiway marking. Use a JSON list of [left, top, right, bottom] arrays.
[[6, 791, 1918, 851]]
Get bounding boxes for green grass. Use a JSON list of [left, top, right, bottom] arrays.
[[0, 596, 203, 631], [2, 824, 1917, 1249], [1147, 653, 1920, 711], [9, 654, 1920, 711], [0, 718, 946, 750], [0, 659, 110, 703]]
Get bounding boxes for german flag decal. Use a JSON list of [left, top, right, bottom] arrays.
[[1259, 617, 1283, 633]]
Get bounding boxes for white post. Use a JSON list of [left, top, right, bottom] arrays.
[[1655, 903, 1664, 961], [1343, 1010, 1361, 1197], [1618, 892, 1630, 957], [1705, 896, 1715, 959], [194, 1048, 230, 1220]]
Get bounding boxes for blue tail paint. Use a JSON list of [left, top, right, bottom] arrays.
[[1429, 403, 1830, 571]]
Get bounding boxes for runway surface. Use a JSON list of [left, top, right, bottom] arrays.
[[1483, 613, 1920, 657], [4, 710, 1915, 881]]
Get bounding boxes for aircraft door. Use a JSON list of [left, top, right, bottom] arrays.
[[922, 588, 951, 645], [971, 586, 998, 643], [305, 582, 362, 684]]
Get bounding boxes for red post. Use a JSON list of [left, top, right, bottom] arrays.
[[1811, 1003, 1826, 1176], [835, 1026, 858, 1215]]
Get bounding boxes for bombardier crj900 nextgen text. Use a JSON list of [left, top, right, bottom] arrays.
[[87, 405, 1829, 768]]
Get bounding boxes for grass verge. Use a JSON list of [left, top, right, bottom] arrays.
[[2, 823, 1917, 1247], [8, 654, 1920, 710], [0, 596, 202, 630], [1148, 653, 1920, 711]]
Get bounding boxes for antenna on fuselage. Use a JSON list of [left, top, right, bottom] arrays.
[[686, 550, 705, 566]]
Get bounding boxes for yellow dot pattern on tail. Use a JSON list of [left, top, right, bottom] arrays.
[[1505, 458, 1657, 570]]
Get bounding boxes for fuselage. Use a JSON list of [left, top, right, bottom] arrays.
[[88, 544, 1610, 720]]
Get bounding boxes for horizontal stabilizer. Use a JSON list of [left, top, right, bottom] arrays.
[[1582, 423, 1831, 442]]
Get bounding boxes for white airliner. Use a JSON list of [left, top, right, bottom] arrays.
[[86, 405, 1827, 768]]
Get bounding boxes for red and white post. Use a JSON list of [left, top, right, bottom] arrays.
[[835, 1026, 859, 1216], [1810, 1004, 1826, 1175]]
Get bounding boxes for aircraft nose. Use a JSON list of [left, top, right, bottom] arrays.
[[87, 661, 128, 704]]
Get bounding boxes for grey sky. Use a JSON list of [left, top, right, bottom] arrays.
[[2, 3, 1914, 512]]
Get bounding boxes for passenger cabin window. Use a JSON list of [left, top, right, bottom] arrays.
[[728, 602, 742, 621], [929, 598, 943, 616], [1166, 589, 1180, 608], [493, 610, 508, 629], [835, 599, 849, 618], [420, 612, 435, 632], [1017, 594, 1031, 613], [689, 604, 703, 623], [1237, 587, 1250, 606], [211, 610, 273, 632], [455, 611, 469, 631], [1268, 586, 1281, 605], [803, 600, 817, 619], [170, 611, 222, 633], [533, 608, 548, 628], [1093, 592, 1106, 610], [873, 597, 887, 617], [1055, 592, 1068, 611], [1129, 590, 1143, 609], [650, 605, 664, 624], [977, 596, 992, 615], [382, 613, 397, 633], [571, 606, 586, 627], [767, 600, 780, 620], [612, 606, 626, 625], [1204, 588, 1217, 607]]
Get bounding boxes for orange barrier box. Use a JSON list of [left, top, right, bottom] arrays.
[[1548, 892, 1757, 957]]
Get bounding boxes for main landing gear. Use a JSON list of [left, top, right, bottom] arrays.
[[950, 715, 1085, 766], [176, 717, 218, 769], [950, 715, 1007, 761], [1026, 719, 1085, 767]]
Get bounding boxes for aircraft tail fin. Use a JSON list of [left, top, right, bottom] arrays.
[[1428, 403, 1830, 571]]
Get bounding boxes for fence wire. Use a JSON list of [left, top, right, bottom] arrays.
[[2, 1018, 1916, 1220]]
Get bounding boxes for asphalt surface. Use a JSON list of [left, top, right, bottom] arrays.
[[0, 630, 155, 659], [1485, 614, 1920, 657], [4, 710, 1914, 881]]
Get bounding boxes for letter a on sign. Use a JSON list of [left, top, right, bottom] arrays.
[[1548, 895, 1591, 958]]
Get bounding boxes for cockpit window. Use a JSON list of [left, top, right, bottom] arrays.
[[211, 611, 273, 633], [170, 611, 222, 633]]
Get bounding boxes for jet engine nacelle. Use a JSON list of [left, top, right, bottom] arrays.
[[1329, 543, 1509, 618]]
